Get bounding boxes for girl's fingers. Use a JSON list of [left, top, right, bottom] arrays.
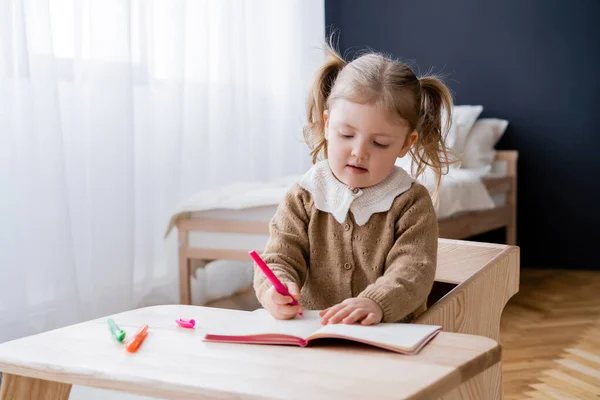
[[282, 304, 302, 316], [321, 304, 345, 324], [280, 305, 303, 317], [284, 282, 301, 300], [328, 306, 355, 324], [273, 305, 303, 319], [342, 308, 369, 325], [360, 313, 378, 326], [273, 312, 294, 320], [272, 291, 293, 305]]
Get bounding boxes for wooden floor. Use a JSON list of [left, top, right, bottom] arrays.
[[206, 269, 600, 399], [500, 269, 600, 399]]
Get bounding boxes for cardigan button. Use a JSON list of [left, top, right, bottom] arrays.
[[351, 187, 360, 194], [344, 263, 353, 270], [343, 223, 351, 231]]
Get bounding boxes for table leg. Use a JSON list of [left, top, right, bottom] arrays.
[[179, 230, 191, 305], [0, 373, 71, 400]]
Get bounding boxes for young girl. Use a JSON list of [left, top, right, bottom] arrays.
[[253, 44, 454, 326]]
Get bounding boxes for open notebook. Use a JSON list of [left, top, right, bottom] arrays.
[[203, 309, 441, 355]]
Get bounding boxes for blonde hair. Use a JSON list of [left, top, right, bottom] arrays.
[[303, 41, 457, 193]]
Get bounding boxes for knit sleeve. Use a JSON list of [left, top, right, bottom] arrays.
[[253, 184, 311, 304], [358, 184, 438, 323]]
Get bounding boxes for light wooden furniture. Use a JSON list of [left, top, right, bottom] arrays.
[[0, 305, 501, 400], [416, 240, 520, 400]]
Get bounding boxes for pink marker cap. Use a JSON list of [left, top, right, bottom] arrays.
[[176, 318, 195, 329]]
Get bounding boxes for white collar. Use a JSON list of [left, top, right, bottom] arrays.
[[299, 160, 414, 226]]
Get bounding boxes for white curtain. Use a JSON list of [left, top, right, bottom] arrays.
[[0, 0, 325, 343]]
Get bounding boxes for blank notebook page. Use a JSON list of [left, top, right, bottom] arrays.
[[309, 321, 441, 351], [208, 309, 324, 340]]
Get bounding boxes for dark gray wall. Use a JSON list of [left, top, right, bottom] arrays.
[[326, 0, 600, 270]]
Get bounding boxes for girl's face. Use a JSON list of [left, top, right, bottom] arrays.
[[324, 99, 417, 188]]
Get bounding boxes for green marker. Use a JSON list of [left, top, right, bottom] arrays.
[[107, 318, 126, 342]]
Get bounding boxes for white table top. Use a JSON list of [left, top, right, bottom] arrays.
[[0, 305, 500, 399]]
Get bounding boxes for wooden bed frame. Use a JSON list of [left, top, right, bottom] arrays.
[[438, 150, 518, 244]]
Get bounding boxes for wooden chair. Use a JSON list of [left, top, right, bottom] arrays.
[[417, 239, 519, 399]]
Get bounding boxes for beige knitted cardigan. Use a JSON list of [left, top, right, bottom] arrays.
[[253, 161, 438, 323]]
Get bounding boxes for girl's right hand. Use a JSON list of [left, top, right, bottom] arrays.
[[262, 282, 303, 320]]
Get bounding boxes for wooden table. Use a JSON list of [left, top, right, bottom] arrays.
[[0, 305, 500, 400]]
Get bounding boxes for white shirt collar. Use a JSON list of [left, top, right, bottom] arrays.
[[299, 160, 414, 226]]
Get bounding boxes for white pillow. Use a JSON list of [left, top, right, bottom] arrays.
[[396, 104, 483, 173], [444, 105, 484, 157], [461, 118, 509, 169]]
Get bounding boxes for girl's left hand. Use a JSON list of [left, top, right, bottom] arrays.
[[319, 298, 383, 326]]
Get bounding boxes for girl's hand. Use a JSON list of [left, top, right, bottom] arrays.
[[262, 282, 303, 320], [319, 298, 383, 326]]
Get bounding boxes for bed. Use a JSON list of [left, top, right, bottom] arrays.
[[166, 150, 517, 305]]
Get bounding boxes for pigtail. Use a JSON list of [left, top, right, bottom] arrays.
[[303, 42, 346, 163], [411, 75, 458, 196]]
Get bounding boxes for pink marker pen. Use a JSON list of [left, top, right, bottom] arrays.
[[249, 250, 303, 316]]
